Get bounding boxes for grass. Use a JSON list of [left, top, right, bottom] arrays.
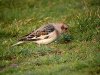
[[0, 0, 100, 75]]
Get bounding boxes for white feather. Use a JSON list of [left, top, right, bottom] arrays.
[[12, 41, 24, 46], [34, 30, 57, 44]]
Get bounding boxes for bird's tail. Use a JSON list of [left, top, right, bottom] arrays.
[[12, 41, 24, 46]]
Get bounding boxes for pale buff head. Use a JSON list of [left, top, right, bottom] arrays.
[[53, 23, 68, 34]]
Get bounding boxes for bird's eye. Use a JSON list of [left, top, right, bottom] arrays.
[[65, 28, 68, 30]]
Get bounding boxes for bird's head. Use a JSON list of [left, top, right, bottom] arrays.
[[60, 23, 68, 33], [53, 23, 68, 34]]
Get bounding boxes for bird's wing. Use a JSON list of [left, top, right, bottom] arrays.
[[19, 24, 55, 41]]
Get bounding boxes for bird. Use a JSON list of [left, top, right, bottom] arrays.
[[12, 23, 68, 46]]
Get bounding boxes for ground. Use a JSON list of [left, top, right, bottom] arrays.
[[0, 0, 100, 75]]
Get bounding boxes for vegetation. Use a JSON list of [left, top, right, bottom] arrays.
[[0, 0, 100, 75]]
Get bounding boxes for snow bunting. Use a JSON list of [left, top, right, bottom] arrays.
[[12, 23, 68, 46]]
